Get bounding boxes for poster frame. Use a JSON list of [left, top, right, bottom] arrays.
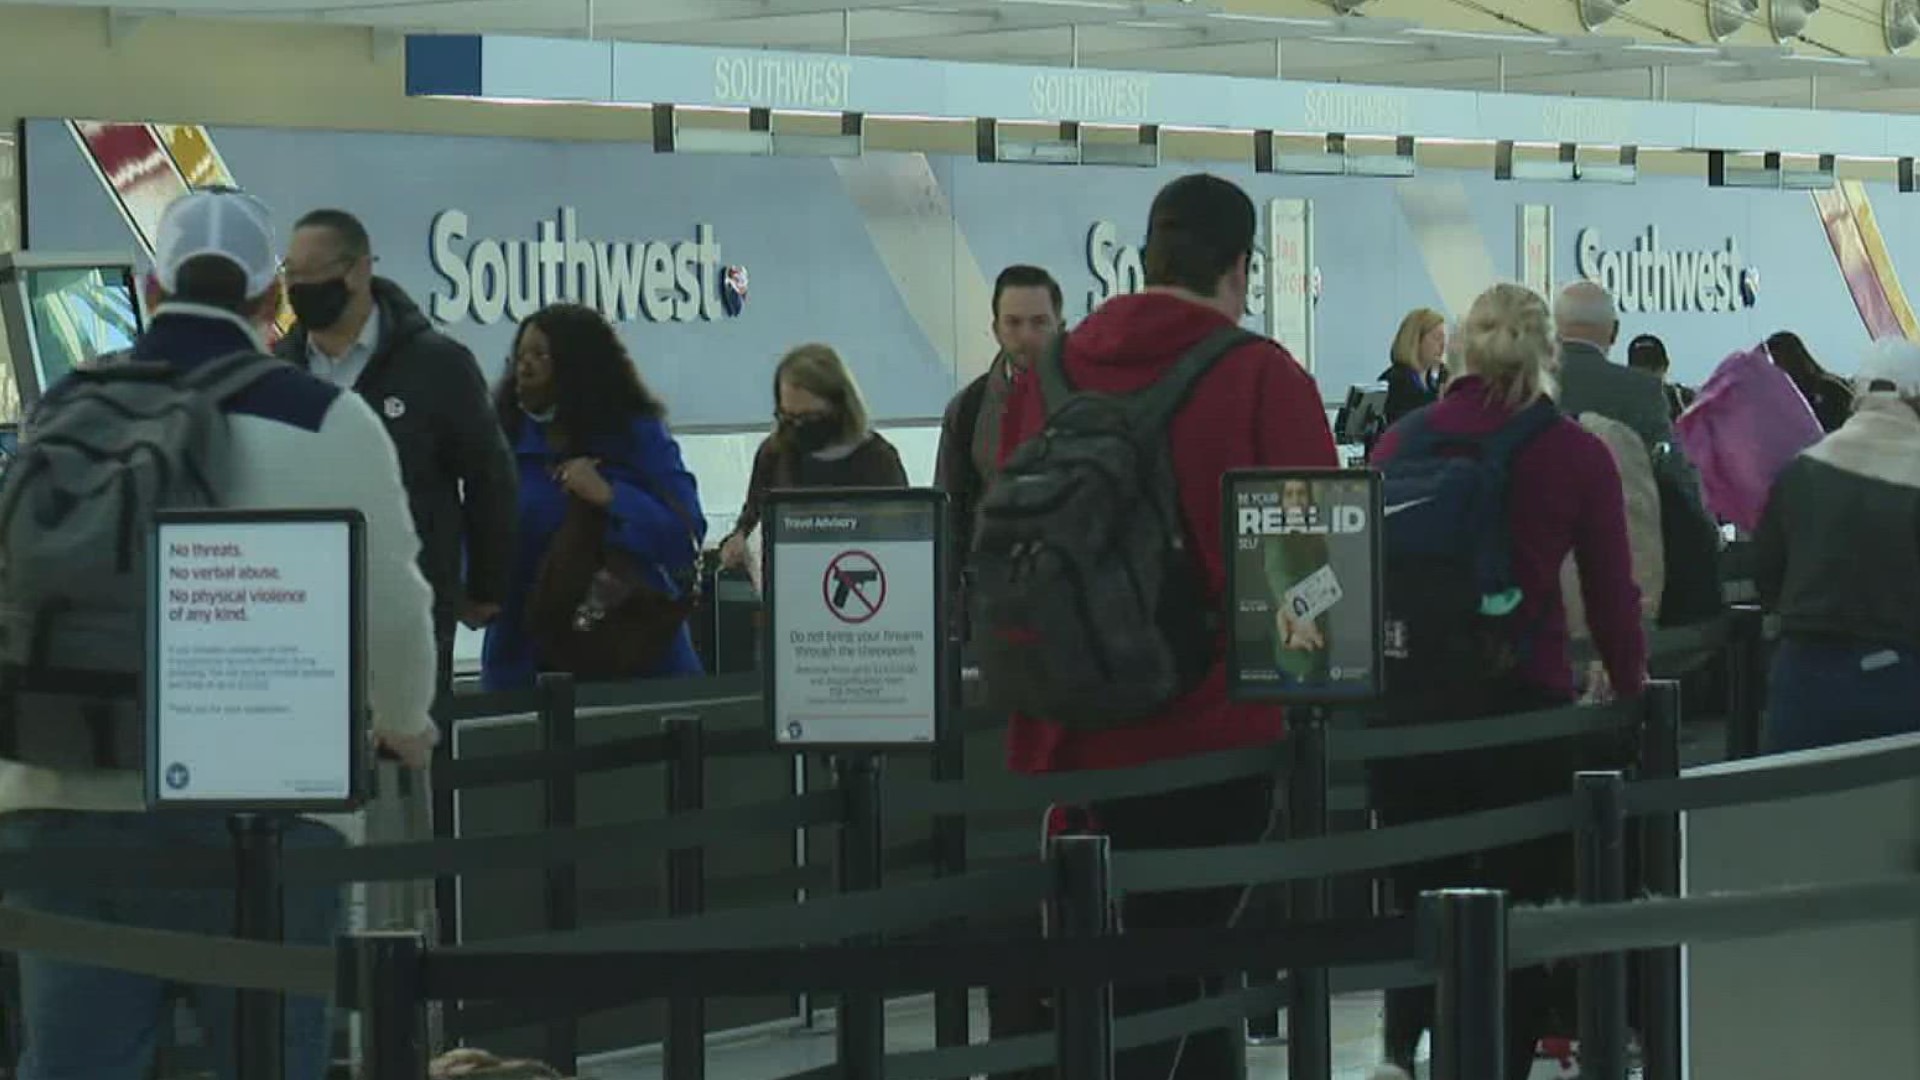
[[761, 486, 948, 751], [144, 507, 367, 813], [1221, 467, 1386, 706]]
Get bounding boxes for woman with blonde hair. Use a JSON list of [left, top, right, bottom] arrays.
[[1367, 283, 1647, 1080], [1381, 307, 1449, 425], [717, 344, 907, 570]]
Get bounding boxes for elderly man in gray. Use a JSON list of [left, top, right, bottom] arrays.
[[1555, 281, 1683, 455], [1554, 280, 1722, 628]]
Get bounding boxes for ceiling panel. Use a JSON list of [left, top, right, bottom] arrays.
[[18, 0, 1920, 114]]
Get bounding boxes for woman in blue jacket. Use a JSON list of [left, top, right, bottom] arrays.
[[482, 303, 706, 690]]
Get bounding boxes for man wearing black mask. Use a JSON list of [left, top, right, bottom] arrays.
[[278, 208, 516, 698]]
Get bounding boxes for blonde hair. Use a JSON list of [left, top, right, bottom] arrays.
[[1390, 308, 1446, 372], [774, 343, 871, 446], [1452, 283, 1557, 408]]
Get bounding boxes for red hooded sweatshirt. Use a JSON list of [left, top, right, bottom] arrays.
[[996, 292, 1339, 775]]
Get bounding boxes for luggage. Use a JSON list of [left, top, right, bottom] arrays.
[[969, 326, 1253, 729], [1674, 345, 1824, 532]]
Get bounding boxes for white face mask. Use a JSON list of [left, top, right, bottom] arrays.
[[522, 405, 556, 424]]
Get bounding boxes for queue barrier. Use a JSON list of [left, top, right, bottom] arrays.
[[0, 609, 1755, 1077]]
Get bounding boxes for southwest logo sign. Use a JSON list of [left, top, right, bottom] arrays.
[[429, 207, 746, 327]]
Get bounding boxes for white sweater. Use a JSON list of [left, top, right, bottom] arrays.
[[0, 304, 438, 819]]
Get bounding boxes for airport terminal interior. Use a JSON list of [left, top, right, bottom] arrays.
[[7, 0, 1920, 1078]]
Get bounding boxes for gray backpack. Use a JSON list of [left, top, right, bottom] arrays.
[[0, 352, 282, 769], [968, 326, 1253, 729]]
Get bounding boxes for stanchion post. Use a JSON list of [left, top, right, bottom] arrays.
[[1049, 834, 1114, 1080], [345, 930, 425, 1080], [537, 673, 579, 1074], [1281, 708, 1331, 1075], [1574, 771, 1629, 1080], [1427, 889, 1508, 1080], [663, 713, 708, 1080], [232, 813, 285, 1080], [1638, 682, 1684, 1080], [931, 687, 969, 1051], [834, 751, 885, 1080], [429, 697, 459, 948], [1724, 605, 1766, 760]]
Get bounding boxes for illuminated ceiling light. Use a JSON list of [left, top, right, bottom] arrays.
[[1709, 0, 1760, 41], [1578, 0, 1628, 31], [1329, 0, 1373, 12], [1889, 0, 1920, 53], [1770, 0, 1821, 43]]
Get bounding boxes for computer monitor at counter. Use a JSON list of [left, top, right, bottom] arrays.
[[0, 252, 145, 414]]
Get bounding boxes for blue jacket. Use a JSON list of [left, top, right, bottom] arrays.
[[481, 415, 707, 689]]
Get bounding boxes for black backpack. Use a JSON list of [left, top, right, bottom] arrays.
[[1378, 399, 1559, 698], [968, 326, 1254, 729]]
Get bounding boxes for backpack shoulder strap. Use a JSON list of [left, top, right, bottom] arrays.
[[1133, 326, 1258, 428], [1479, 396, 1561, 464], [175, 351, 286, 403], [1036, 335, 1073, 416]]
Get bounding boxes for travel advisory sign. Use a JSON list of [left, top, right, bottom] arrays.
[[765, 490, 946, 748]]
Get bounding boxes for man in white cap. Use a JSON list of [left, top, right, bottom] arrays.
[[0, 187, 437, 1080], [1754, 336, 1920, 753]]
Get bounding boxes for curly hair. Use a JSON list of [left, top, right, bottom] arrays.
[[495, 304, 665, 448]]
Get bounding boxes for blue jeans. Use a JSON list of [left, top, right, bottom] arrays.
[[0, 810, 345, 1080], [1765, 638, 1920, 754]]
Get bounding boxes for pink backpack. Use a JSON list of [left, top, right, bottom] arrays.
[[1674, 345, 1826, 531]]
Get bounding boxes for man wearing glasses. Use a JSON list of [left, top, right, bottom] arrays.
[[277, 209, 516, 698]]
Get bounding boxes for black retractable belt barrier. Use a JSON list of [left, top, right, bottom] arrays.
[[1724, 606, 1766, 760], [1050, 834, 1115, 1080], [835, 752, 885, 1080], [430, 697, 459, 949], [537, 673, 579, 1074], [1574, 772, 1629, 1080], [345, 930, 426, 1080], [231, 813, 285, 1080], [663, 713, 707, 1080], [1283, 711, 1331, 1079], [1637, 682, 1684, 1080], [1427, 888, 1507, 1080]]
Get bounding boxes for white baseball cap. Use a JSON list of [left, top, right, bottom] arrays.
[[152, 187, 278, 300], [1856, 337, 1920, 398]]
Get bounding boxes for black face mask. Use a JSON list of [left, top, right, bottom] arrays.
[[782, 416, 838, 455], [288, 278, 353, 331]]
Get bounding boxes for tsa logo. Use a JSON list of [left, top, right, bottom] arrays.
[[164, 762, 191, 791], [722, 265, 750, 318]]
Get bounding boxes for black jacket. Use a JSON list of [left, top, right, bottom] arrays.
[[1756, 397, 1920, 653], [1380, 363, 1441, 427], [276, 278, 517, 625]]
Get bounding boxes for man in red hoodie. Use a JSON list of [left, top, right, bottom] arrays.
[[996, 173, 1338, 1078]]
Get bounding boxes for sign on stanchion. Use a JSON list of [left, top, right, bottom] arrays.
[[147, 508, 367, 811], [764, 488, 947, 749], [1222, 469, 1384, 1065], [1222, 468, 1385, 705], [763, 488, 947, 1080], [147, 508, 369, 1080]]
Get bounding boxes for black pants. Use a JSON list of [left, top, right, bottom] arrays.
[[1370, 682, 1633, 1080], [987, 773, 1276, 1080]]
